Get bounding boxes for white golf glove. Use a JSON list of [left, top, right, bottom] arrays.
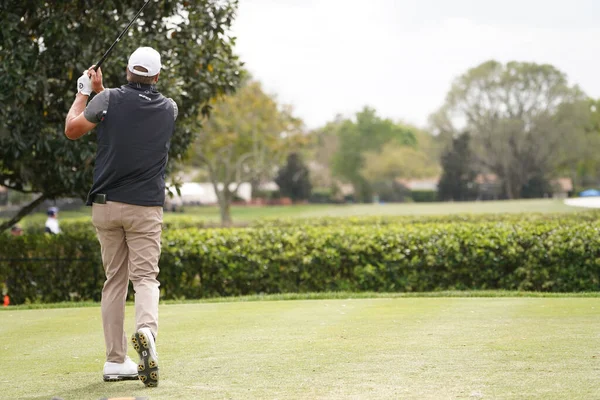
[[77, 72, 92, 96]]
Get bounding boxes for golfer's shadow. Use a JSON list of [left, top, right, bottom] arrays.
[[21, 381, 150, 400]]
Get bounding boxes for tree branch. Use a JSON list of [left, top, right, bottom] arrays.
[[234, 152, 254, 182], [222, 146, 234, 186], [0, 193, 47, 232], [196, 153, 222, 202], [0, 182, 36, 194]]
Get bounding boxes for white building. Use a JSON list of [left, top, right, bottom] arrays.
[[165, 182, 252, 207]]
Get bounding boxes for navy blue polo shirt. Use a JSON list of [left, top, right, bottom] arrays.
[[83, 82, 178, 206]]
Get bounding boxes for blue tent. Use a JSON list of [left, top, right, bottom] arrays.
[[579, 189, 600, 197]]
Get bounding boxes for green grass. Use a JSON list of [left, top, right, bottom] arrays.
[[2, 296, 599, 399], [169, 199, 580, 222], [12, 199, 580, 228], [4, 291, 600, 311]]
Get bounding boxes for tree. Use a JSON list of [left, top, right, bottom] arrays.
[[360, 142, 439, 202], [0, 1, 242, 231], [188, 80, 304, 225], [303, 117, 342, 190], [430, 61, 587, 199], [360, 143, 438, 183], [437, 133, 478, 201], [566, 98, 600, 190], [331, 107, 417, 202], [275, 153, 312, 202]]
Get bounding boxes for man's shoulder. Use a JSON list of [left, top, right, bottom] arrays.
[[84, 89, 110, 123], [107, 86, 127, 96], [89, 89, 111, 106], [163, 96, 179, 119], [165, 97, 178, 120]]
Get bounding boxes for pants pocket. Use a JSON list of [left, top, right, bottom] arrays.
[[92, 203, 109, 229]]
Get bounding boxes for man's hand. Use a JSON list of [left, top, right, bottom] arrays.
[[77, 71, 92, 96], [66, 66, 102, 139], [88, 66, 105, 93]]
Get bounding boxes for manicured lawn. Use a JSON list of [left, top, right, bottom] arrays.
[[13, 199, 580, 228], [169, 199, 580, 223], [289, 198, 578, 218], [2, 295, 599, 399]]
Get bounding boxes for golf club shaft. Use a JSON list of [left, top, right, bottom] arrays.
[[93, 0, 151, 71]]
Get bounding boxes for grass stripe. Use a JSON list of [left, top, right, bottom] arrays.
[[3, 290, 600, 311]]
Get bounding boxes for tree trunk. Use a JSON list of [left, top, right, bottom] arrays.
[[506, 176, 524, 200], [0, 193, 47, 232], [219, 191, 232, 227], [501, 171, 518, 200], [504, 179, 514, 200], [502, 168, 525, 200]]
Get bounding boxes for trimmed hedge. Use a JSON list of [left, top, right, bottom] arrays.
[[410, 190, 438, 203], [20, 210, 600, 234], [0, 230, 104, 304], [1, 218, 600, 304], [251, 210, 600, 228]]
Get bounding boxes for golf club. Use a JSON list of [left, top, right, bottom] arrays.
[[93, 0, 151, 71]]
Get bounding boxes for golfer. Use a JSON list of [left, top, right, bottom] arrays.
[[64, 47, 177, 387]]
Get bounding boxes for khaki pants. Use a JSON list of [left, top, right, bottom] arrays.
[[92, 201, 163, 363]]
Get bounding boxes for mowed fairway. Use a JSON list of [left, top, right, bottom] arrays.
[[13, 199, 582, 227], [166, 199, 579, 223], [2, 297, 600, 400]]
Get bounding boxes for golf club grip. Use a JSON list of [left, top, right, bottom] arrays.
[[93, 0, 150, 72], [94, 54, 109, 71]]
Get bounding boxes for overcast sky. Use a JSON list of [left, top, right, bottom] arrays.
[[231, 0, 600, 130]]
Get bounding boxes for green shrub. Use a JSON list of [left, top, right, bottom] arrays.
[[0, 230, 104, 304], [411, 190, 438, 203], [1, 216, 599, 304], [252, 210, 600, 228], [309, 188, 334, 204], [253, 188, 281, 200]]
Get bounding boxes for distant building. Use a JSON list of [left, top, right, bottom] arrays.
[[164, 182, 252, 209], [394, 175, 572, 200], [551, 178, 573, 199], [472, 175, 573, 200], [474, 174, 502, 200], [396, 177, 439, 192]]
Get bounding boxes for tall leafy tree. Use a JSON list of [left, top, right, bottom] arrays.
[[360, 144, 438, 183], [188, 80, 304, 225], [331, 107, 417, 202], [360, 143, 438, 203], [567, 98, 600, 190], [0, 0, 242, 231], [437, 133, 478, 201], [275, 152, 312, 201], [303, 117, 342, 190], [430, 61, 587, 199]]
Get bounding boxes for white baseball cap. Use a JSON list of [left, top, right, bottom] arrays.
[[128, 47, 162, 76]]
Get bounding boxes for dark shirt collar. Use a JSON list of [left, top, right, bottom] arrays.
[[126, 82, 157, 92]]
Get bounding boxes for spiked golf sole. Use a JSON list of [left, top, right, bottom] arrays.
[[132, 331, 159, 387]]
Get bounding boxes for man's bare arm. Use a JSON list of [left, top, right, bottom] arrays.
[[65, 94, 96, 140], [64, 66, 104, 140]]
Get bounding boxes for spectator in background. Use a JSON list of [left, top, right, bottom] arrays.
[[45, 207, 61, 234], [10, 225, 23, 236]]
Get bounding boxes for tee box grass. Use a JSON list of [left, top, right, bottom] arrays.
[[1, 295, 599, 399]]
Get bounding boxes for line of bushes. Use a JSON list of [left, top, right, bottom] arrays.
[[0, 229, 104, 304], [1, 219, 599, 304], [26, 210, 600, 233], [251, 210, 600, 228]]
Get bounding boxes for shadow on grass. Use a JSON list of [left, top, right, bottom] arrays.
[[22, 381, 150, 400]]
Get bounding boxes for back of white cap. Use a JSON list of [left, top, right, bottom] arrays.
[[128, 47, 162, 76]]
